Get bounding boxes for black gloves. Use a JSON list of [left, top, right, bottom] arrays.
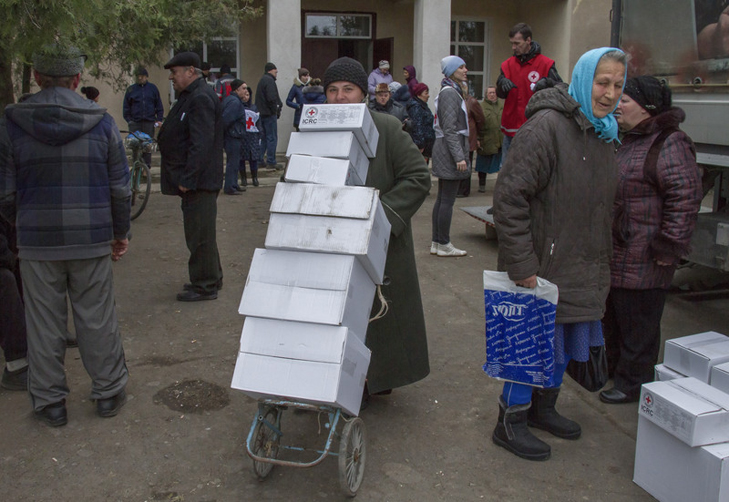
[[500, 78, 516, 94]]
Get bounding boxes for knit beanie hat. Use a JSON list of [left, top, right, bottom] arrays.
[[623, 76, 671, 116], [230, 79, 245, 92], [411, 82, 429, 97], [298, 68, 309, 78], [33, 44, 87, 76], [322, 57, 369, 96], [135, 66, 149, 76], [379, 60, 390, 70], [264, 62, 277, 72], [441, 55, 466, 77]]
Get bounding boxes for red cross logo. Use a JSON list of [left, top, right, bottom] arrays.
[[246, 116, 255, 129], [643, 393, 652, 407], [306, 107, 318, 118]]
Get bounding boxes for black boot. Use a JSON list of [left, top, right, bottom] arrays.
[[252, 173, 259, 187], [241, 172, 248, 187], [492, 397, 551, 461], [527, 387, 581, 439]]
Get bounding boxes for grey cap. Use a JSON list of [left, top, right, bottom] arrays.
[[33, 45, 87, 77], [164, 52, 201, 69]]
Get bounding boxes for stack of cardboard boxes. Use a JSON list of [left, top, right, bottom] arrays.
[[634, 331, 729, 501], [231, 103, 387, 417]]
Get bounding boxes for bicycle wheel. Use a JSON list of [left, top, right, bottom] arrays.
[[338, 417, 366, 497], [130, 160, 151, 220], [251, 407, 281, 479]]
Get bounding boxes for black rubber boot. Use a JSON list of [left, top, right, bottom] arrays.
[[252, 174, 259, 187], [241, 173, 248, 187], [527, 387, 581, 439], [492, 397, 551, 461]]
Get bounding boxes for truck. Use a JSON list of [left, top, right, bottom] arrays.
[[612, 0, 729, 271]]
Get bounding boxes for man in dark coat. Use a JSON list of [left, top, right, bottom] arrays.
[[322, 57, 431, 403], [123, 66, 164, 168], [157, 52, 224, 302], [255, 62, 283, 170], [368, 83, 410, 127]]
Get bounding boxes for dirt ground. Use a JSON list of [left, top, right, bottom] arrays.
[[1, 169, 728, 502]]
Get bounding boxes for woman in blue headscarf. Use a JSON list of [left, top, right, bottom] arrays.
[[490, 47, 626, 461]]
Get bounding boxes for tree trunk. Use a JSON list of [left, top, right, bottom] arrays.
[[0, 50, 15, 109]]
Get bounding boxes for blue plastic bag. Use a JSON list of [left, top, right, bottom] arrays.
[[482, 271, 558, 388]]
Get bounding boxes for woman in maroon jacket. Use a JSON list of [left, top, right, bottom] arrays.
[[600, 76, 703, 404]]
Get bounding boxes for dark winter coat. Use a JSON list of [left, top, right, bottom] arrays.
[[368, 98, 410, 125], [285, 78, 307, 127], [222, 94, 247, 139], [123, 82, 164, 124], [405, 96, 435, 157], [431, 85, 470, 180], [302, 85, 326, 104], [255, 72, 282, 117], [364, 110, 431, 393], [157, 77, 224, 194], [611, 108, 703, 290], [1, 88, 131, 261], [493, 85, 618, 323]]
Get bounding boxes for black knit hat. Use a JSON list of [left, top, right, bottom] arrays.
[[264, 62, 277, 73], [623, 76, 672, 116], [230, 79, 244, 92], [322, 57, 368, 96]]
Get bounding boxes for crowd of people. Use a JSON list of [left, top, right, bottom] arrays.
[[0, 24, 705, 478]]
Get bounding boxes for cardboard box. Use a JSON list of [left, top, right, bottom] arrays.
[[711, 362, 729, 395], [285, 154, 366, 186], [655, 363, 687, 382], [265, 183, 390, 284], [238, 248, 375, 339], [639, 377, 729, 446], [634, 415, 729, 502], [231, 321, 370, 416], [286, 131, 369, 177], [298, 103, 379, 158], [663, 331, 729, 383]]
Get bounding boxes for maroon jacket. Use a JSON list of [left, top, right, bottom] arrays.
[[610, 108, 703, 290]]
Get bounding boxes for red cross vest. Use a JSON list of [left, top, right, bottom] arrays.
[[500, 54, 555, 137]]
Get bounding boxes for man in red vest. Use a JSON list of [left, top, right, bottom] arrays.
[[496, 23, 562, 164]]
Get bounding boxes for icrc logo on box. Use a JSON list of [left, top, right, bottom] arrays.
[[491, 302, 527, 322], [640, 392, 654, 417], [301, 107, 319, 124]]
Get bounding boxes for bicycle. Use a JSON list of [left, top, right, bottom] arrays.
[[122, 130, 155, 220]]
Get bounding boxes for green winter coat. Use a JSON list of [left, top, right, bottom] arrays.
[[365, 110, 431, 393], [477, 99, 503, 156]]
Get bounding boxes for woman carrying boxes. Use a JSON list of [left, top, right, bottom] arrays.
[[322, 57, 432, 406]]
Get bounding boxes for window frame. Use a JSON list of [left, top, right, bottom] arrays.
[[450, 17, 490, 99], [305, 12, 373, 40]]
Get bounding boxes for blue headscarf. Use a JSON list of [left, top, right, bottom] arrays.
[[568, 47, 625, 143]]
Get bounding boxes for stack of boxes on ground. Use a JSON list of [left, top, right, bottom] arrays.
[[633, 331, 729, 501], [231, 103, 387, 417]]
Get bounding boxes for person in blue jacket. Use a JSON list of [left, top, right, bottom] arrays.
[[123, 66, 164, 168], [286, 68, 310, 131], [302, 78, 326, 104], [221, 79, 248, 194]]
